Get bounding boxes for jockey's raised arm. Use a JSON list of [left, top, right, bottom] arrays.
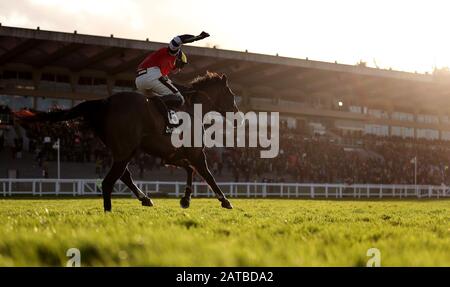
[[168, 32, 210, 56]]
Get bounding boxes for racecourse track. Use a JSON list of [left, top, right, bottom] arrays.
[[0, 198, 449, 266]]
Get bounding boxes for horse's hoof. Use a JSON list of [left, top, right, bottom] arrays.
[[103, 203, 112, 212], [221, 199, 233, 209], [141, 197, 154, 207], [180, 197, 190, 209]]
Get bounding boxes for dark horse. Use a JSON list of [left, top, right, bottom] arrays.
[[16, 72, 241, 211]]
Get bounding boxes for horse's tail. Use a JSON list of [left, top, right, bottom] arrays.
[[13, 100, 105, 123]]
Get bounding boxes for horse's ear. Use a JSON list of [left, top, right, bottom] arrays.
[[221, 74, 228, 83]]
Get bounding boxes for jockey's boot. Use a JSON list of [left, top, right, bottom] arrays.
[[150, 96, 172, 127]]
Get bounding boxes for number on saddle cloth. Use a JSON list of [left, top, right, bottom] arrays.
[[148, 96, 180, 128]]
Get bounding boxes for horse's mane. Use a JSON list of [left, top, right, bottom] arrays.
[[190, 71, 222, 88]]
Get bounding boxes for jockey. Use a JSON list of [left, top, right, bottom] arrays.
[[135, 32, 210, 109]]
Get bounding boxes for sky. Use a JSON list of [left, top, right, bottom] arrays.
[[1, 0, 450, 73]]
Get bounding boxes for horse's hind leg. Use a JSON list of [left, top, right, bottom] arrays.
[[120, 167, 154, 207], [180, 166, 193, 209], [191, 152, 232, 209], [102, 161, 128, 212]]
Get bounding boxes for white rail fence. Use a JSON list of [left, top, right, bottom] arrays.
[[0, 178, 449, 199]]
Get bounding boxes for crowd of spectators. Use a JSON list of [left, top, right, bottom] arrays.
[[21, 119, 111, 177], [17, 114, 167, 178], [0, 105, 12, 153], [222, 122, 450, 185], [364, 136, 450, 185], [5, 108, 450, 185]]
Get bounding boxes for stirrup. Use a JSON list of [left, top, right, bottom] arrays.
[[165, 126, 181, 135], [168, 110, 179, 125]]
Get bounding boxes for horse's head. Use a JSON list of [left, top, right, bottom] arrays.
[[190, 71, 243, 127]]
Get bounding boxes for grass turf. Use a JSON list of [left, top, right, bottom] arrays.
[[0, 198, 449, 266]]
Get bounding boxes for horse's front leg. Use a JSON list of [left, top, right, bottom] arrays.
[[102, 161, 129, 212], [191, 152, 232, 209], [180, 166, 193, 209], [164, 153, 194, 209]]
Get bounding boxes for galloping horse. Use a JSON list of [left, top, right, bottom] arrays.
[[16, 72, 241, 211]]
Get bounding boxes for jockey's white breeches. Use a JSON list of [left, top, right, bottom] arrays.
[[135, 67, 181, 97]]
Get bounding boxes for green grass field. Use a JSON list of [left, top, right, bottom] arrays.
[[0, 198, 449, 266]]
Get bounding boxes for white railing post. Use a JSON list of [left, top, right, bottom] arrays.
[[82, 180, 87, 195], [310, 186, 314, 198], [296, 185, 299, 198], [247, 185, 250, 198], [325, 185, 328, 198], [175, 184, 180, 197]]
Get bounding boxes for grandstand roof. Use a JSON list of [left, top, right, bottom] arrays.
[[1, 25, 450, 114]]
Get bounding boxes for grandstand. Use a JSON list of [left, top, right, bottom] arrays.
[[2, 25, 450, 186]]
